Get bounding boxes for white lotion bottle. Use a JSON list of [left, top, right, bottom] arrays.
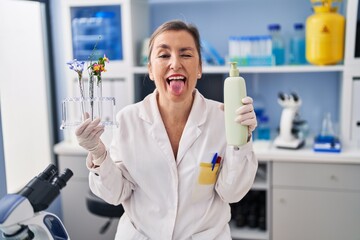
[[224, 62, 248, 147]]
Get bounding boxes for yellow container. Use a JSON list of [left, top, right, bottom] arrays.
[[306, 3, 345, 65]]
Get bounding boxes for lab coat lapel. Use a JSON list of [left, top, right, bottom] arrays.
[[176, 90, 207, 164], [139, 91, 176, 163]]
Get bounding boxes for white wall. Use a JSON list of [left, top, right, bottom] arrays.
[[0, 0, 54, 193]]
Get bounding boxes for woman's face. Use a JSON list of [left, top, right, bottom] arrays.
[[148, 30, 202, 103]]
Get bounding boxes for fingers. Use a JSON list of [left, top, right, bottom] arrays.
[[75, 118, 92, 136], [242, 96, 253, 104], [75, 118, 102, 137], [83, 112, 90, 120], [234, 98, 257, 132], [219, 103, 224, 111], [235, 103, 254, 115], [235, 111, 257, 125]]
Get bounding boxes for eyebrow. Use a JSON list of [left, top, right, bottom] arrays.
[[156, 44, 195, 52]]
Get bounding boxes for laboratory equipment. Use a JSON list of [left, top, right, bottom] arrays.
[[257, 115, 271, 140], [201, 40, 225, 65], [60, 96, 117, 130], [228, 35, 273, 66], [0, 164, 73, 240], [273, 92, 305, 149], [224, 62, 248, 147], [289, 23, 307, 65], [313, 112, 342, 152], [306, 0, 345, 65], [268, 24, 285, 65]]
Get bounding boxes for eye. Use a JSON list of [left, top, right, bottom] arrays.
[[181, 54, 192, 58], [158, 54, 170, 59]]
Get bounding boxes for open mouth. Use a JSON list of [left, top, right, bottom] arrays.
[[166, 75, 186, 84], [166, 75, 186, 94]]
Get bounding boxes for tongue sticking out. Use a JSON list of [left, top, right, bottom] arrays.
[[169, 80, 185, 95]]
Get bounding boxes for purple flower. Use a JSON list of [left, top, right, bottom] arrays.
[[67, 59, 86, 106], [67, 59, 85, 74]]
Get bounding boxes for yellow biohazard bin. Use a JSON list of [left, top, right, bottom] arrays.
[[306, 0, 345, 65]]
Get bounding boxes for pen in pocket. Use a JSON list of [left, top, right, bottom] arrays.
[[211, 152, 218, 171]]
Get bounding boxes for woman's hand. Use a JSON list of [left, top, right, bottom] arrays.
[[75, 113, 106, 162], [220, 96, 258, 136], [234, 96, 257, 134]]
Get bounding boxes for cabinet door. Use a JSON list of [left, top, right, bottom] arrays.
[[273, 188, 360, 240]]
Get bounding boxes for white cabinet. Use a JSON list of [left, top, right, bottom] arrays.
[[272, 162, 360, 240], [55, 145, 119, 240]]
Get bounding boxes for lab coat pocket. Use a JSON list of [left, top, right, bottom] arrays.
[[198, 162, 219, 185]]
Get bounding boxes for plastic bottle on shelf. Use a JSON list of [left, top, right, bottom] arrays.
[[257, 115, 271, 140], [289, 23, 307, 65], [268, 23, 285, 65]]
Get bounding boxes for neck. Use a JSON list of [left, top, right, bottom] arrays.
[[157, 94, 194, 124]]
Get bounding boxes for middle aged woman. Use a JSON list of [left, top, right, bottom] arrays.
[[75, 19, 258, 240]]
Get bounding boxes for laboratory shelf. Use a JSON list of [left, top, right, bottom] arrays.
[[230, 221, 269, 240], [251, 180, 268, 190], [132, 65, 344, 75]]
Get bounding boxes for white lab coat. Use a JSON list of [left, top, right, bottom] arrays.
[[87, 89, 258, 240]]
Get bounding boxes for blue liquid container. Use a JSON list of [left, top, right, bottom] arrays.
[[257, 115, 271, 140], [290, 23, 307, 65], [268, 24, 285, 65]]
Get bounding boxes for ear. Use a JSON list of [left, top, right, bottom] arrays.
[[148, 62, 154, 81], [197, 65, 202, 79]]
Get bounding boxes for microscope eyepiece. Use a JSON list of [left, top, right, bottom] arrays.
[[52, 169, 73, 190], [278, 92, 286, 101], [37, 164, 57, 182], [291, 92, 299, 102]]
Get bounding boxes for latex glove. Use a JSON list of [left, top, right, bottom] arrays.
[[75, 113, 106, 164], [234, 96, 257, 133], [220, 96, 258, 135]]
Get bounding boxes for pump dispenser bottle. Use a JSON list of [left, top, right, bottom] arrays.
[[224, 62, 248, 147]]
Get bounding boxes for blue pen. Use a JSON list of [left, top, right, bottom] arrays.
[[211, 152, 218, 171]]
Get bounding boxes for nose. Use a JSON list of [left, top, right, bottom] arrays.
[[169, 55, 182, 71]]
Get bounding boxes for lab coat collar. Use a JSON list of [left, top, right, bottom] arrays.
[[177, 89, 206, 163], [138, 89, 207, 164]]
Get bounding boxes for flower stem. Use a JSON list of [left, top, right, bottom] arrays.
[[78, 75, 86, 118], [89, 76, 94, 120]]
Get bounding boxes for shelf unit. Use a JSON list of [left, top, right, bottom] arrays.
[[53, 0, 359, 239], [133, 65, 344, 74], [230, 161, 272, 240]]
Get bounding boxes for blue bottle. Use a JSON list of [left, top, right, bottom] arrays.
[[268, 24, 285, 65], [289, 23, 307, 65], [257, 115, 271, 140]]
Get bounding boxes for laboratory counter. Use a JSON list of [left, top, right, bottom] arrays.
[[54, 140, 360, 164], [53, 140, 360, 240]]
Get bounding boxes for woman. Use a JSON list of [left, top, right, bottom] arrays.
[[76, 20, 258, 240]]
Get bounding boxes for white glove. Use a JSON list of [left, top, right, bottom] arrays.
[[220, 96, 258, 137], [75, 113, 106, 164], [234, 96, 257, 133]]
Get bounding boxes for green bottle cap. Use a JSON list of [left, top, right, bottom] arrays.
[[229, 62, 239, 77]]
